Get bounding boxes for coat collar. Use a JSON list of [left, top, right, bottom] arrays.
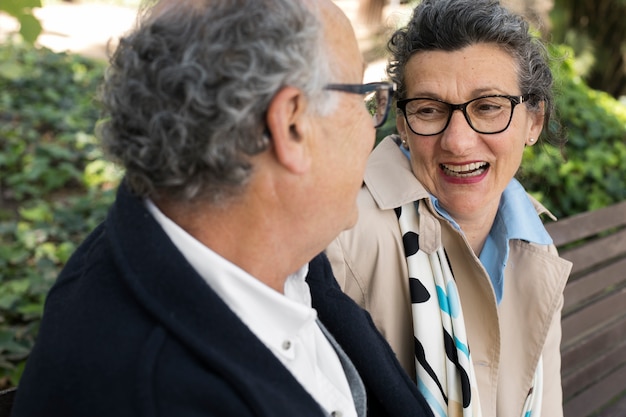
[[364, 136, 430, 210]]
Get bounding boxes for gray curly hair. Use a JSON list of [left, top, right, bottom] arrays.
[[98, 0, 335, 202], [388, 0, 562, 144]]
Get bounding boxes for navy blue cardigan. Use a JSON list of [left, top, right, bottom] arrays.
[[12, 184, 432, 417]]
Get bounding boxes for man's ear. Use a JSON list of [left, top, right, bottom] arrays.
[[266, 86, 311, 174]]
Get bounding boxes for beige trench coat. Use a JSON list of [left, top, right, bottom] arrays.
[[326, 137, 572, 417]]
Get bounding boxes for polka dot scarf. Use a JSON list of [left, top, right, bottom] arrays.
[[396, 201, 542, 417], [396, 201, 482, 417]]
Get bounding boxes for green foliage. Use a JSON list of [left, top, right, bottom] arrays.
[[550, 0, 626, 98], [0, 41, 121, 387], [1, 0, 43, 44], [520, 44, 626, 218]]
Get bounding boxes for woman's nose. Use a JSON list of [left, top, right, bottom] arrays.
[[440, 110, 480, 153]]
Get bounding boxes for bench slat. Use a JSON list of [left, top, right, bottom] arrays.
[[558, 228, 626, 276], [562, 339, 626, 401], [563, 363, 626, 417], [561, 287, 626, 348], [546, 200, 626, 247], [563, 257, 626, 313], [561, 317, 626, 374]]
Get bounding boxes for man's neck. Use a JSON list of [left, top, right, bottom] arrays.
[[152, 196, 310, 294]]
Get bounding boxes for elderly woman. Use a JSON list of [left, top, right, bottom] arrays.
[[326, 1, 572, 417]]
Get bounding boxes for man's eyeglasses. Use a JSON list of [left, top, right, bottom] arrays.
[[396, 94, 532, 136], [325, 82, 395, 128]]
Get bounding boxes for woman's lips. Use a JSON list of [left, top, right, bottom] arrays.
[[440, 162, 489, 178]]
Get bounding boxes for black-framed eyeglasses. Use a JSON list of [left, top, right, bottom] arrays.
[[396, 94, 531, 136], [325, 82, 395, 128]]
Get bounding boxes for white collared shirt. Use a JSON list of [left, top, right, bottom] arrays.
[[145, 200, 357, 417]]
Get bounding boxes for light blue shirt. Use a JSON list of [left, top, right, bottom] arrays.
[[430, 179, 552, 304]]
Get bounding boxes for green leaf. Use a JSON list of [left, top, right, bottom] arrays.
[[18, 203, 53, 223], [18, 14, 42, 44], [56, 242, 75, 264], [0, 295, 20, 310], [0, 62, 25, 80]]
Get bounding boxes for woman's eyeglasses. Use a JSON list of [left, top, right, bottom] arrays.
[[396, 94, 532, 136]]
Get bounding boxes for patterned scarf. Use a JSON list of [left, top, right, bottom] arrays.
[[396, 201, 542, 417]]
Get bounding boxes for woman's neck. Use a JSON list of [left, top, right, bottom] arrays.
[[450, 206, 498, 256]]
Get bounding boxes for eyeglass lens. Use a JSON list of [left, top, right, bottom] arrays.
[[403, 96, 516, 135], [365, 88, 390, 128]]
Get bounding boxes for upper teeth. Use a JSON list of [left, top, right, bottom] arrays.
[[442, 162, 487, 173]]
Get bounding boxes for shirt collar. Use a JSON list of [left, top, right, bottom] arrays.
[[493, 178, 553, 245], [429, 178, 553, 304], [479, 179, 553, 303], [144, 199, 316, 357]]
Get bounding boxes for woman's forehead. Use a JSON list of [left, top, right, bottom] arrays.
[[403, 44, 520, 98]]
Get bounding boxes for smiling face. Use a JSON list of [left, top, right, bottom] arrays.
[[397, 43, 544, 222]]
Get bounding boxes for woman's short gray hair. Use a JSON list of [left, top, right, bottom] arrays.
[[388, 0, 562, 144], [99, 0, 334, 202]]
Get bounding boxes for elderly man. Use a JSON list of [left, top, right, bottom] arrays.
[[11, 0, 433, 416]]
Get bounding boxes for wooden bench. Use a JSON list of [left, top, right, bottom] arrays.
[[545, 200, 626, 417]]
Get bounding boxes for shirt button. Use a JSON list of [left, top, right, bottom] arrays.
[[331, 411, 342, 417], [282, 340, 292, 350]]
